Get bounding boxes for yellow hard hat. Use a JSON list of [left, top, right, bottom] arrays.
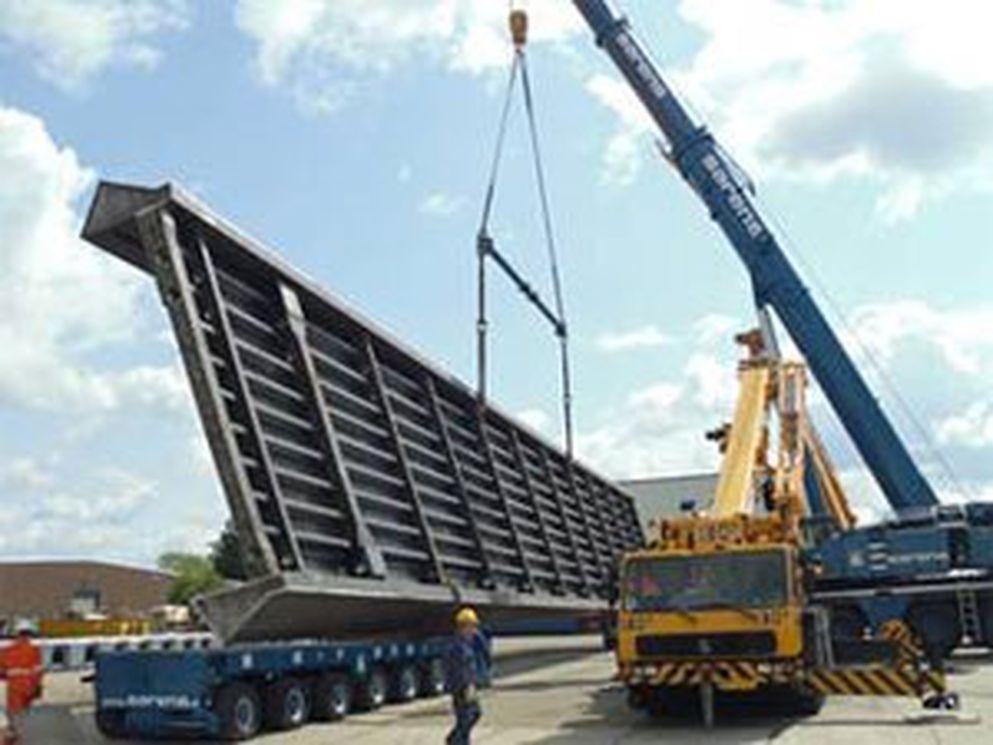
[[455, 606, 479, 627]]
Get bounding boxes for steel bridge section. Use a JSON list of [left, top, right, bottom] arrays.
[[82, 181, 644, 640]]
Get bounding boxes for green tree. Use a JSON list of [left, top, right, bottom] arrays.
[[158, 552, 224, 606], [210, 522, 248, 581]]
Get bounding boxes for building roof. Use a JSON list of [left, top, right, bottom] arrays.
[[620, 473, 719, 533], [0, 559, 171, 577]]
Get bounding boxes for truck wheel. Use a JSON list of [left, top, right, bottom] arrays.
[[264, 677, 311, 731], [95, 709, 127, 739], [421, 658, 446, 697], [312, 673, 352, 721], [831, 605, 867, 640], [354, 666, 388, 710], [389, 665, 420, 703], [626, 686, 648, 711], [907, 603, 959, 664], [791, 685, 825, 716], [979, 594, 993, 645], [214, 682, 262, 741]]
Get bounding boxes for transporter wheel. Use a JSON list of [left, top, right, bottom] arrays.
[[312, 672, 353, 721], [214, 681, 262, 741], [264, 677, 311, 731], [95, 709, 127, 739], [354, 666, 388, 710], [389, 664, 421, 703], [421, 658, 447, 697]]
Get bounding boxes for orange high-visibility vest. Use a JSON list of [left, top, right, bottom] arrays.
[[0, 639, 43, 714]]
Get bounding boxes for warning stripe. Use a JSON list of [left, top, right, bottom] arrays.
[[669, 663, 691, 686], [925, 671, 946, 693], [730, 661, 756, 680], [879, 620, 924, 660], [877, 668, 916, 696], [859, 669, 894, 696], [807, 665, 942, 697], [649, 660, 768, 690], [660, 663, 681, 685]]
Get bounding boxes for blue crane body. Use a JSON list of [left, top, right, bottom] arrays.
[[573, 0, 993, 655], [572, 0, 934, 513]]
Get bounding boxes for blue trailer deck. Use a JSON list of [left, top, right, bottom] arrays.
[[94, 636, 463, 740]]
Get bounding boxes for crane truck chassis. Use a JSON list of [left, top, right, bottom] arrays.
[[572, 0, 993, 662], [615, 342, 959, 727]]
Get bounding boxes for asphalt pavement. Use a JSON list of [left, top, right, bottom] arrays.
[[9, 637, 991, 744]]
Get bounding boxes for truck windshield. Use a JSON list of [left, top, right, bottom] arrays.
[[623, 552, 788, 612]]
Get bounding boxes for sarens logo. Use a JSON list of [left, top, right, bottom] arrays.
[[701, 154, 765, 239], [615, 32, 669, 101], [102, 694, 199, 709]]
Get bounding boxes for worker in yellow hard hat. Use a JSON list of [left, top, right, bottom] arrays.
[[445, 607, 486, 744]]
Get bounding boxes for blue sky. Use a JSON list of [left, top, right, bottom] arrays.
[[0, 0, 991, 566]]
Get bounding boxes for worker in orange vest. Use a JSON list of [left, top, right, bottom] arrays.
[[0, 622, 43, 745]]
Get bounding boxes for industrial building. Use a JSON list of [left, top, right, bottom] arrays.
[[619, 474, 718, 531], [0, 560, 172, 625]]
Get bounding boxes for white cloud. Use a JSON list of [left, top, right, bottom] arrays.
[[0, 0, 188, 90], [189, 431, 215, 476], [585, 73, 654, 185], [835, 467, 893, 526], [0, 449, 225, 562], [596, 324, 672, 352], [0, 105, 186, 415], [234, 0, 580, 113], [937, 400, 993, 449], [0, 458, 54, 491], [419, 191, 469, 217], [577, 346, 738, 479], [517, 407, 552, 434], [576, 300, 993, 519], [845, 301, 993, 376], [691, 313, 740, 347], [588, 0, 993, 217], [0, 468, 155, 556], [43, 469, 152, 522]]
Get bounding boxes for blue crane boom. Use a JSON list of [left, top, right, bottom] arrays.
[[572, 0, 938, 511]]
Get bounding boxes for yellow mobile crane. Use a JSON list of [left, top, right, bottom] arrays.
[[615, 332, 955, 726]]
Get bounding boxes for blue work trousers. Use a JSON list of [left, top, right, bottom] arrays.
[[446, 701, 481, 745]]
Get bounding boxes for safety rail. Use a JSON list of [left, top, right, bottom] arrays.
[[0, 633, 215, 672]]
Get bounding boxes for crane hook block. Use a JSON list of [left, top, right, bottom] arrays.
[[510, 9, 528, 48]]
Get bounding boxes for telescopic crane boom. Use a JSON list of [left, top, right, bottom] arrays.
[[571, 0, 937, 512]]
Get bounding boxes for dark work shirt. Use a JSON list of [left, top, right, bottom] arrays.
[[446, 634, 480, 693]]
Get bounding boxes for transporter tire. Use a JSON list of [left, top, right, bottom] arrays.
[[389, 664, 421, 703], [95, 709, 127, 739], [214, 681, 263, 741], [312, 672, 352, 721], [421, 657, 446, 697], [264, 677, 310, 731], [354, 666, 388, 710]]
